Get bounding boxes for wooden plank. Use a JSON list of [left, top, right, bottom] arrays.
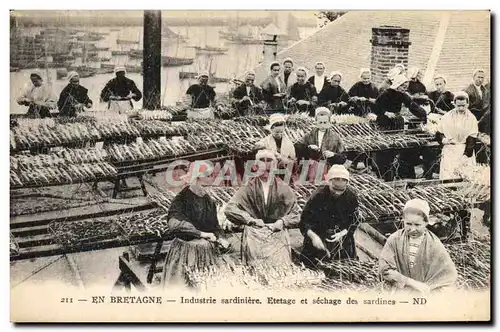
[[358, 223, 388, 246], [10, 201, 155, 229], [11, 225, 49, 237], [16, 234, 55, 248]]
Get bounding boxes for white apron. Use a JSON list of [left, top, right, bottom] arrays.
[[439, 144, 475, 180], [187, 107, 215, 120], [108, 100, 134, 114], [438, 109, 479, 180]]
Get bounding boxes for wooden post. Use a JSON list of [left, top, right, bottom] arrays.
[[143, 10, 162, 110]]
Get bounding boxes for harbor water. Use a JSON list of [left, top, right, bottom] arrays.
[[10, 26, 316, 114]]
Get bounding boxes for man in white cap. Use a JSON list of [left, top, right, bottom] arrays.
[[255, 113, 296, 164], [436, 91, 479, 180], [232, 70, 265, 116], [464, 69, 489, 121], [185, 72, 217, 119], [100, 66, 142, 113], [224, 149, 300, 266], [379, 199, 457, 293], [347, 68, 379, 116], [318, 71, 349, 114], [373, 74, 427, 181], [287, 67, 318, 115], [57, 71, 93, 117], [260, 62, 287, 111], [299, 164, 360, 266], [307, 61, 328, 95], [16, 71, 56, 118]]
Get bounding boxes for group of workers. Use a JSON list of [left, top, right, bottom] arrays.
[[16, 66, 143, 118], [161, 156, 458, 294]]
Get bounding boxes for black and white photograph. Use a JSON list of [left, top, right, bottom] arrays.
[[8, 9, 491, 322]]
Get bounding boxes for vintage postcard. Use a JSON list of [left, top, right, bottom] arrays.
[[9, 9, 491, 322]]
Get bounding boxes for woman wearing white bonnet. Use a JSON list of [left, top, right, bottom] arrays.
[[407, 67, 427, 96], [16, 71, 56, 118], [100, 65, 142, 113], [57, 71, 93, 117], [288, 66, 318, 115], [379, 198, 457, 294], [299, 164, 361, 264], [308, 61, 328, 94], [161, 160, 230, 288], [224, 149, 300, 267], [232, 70, 265, 116], [347, 68, 379, 116], [318, 71, 349, 113], [255, 113, 296, 164]]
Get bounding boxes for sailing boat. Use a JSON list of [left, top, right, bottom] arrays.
[[179, 53, 229, 83], [162, 25, 187, 42], [192, 26, 228, 55], [275, 12, 300, 43], [68, 32, 97, 78]]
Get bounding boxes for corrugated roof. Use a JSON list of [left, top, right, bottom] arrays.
[[254, 10, 490, 93]]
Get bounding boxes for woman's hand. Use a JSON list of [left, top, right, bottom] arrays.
[[249, 218, 266, 228], [217, 238, 230, 249], [323, 150, 335, 158], [268, 220, 284, 232], [383, 269, 404, 282], [200, 232, 217, 242]]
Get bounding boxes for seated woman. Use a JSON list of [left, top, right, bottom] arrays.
[[300, 165, 360, 267], [254, 113, 296, 169], [318, 71, 350, 114], [224, 150, 300, 267], [161, 161, 229, 288], [379, 199, 458, 294], [232, 70, 265, 116], [287, 67, 317, 116], [296, 107, 346, 182], [348, 68, 379, 116]]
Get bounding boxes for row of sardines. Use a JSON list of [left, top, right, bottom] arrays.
[[10, 114, 434, 154]]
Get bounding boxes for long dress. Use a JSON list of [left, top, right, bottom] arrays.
[[299, 185, 360, 267], [161, 186, 225, 288], [224, 177, 300, 267], [437, 109, 478, 180], [379, 229, 458, 292]]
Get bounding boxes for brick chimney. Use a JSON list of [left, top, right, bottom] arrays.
[[370, 26, 411, 86]]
